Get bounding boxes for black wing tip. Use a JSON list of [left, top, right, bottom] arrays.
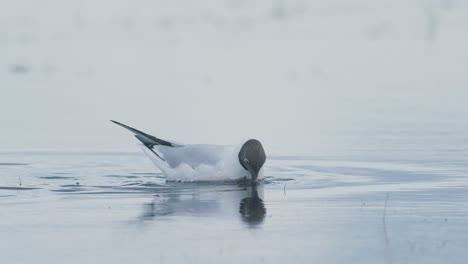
[[110, 120, 176, 147], [110, 120, 132, 131], [110, 120, 127, 128]]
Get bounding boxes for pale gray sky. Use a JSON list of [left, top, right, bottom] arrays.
[[1, 0, 468, 155]]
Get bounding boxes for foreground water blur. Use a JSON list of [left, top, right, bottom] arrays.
[[1, 151, 468, 264]]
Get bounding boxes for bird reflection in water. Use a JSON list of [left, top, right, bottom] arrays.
[[239, 185, 266, 226], [138, 182, 266, 226]]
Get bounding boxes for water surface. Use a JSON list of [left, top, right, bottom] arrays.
[[1, 152, 467, 264]]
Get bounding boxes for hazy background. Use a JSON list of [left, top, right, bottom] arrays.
[[1, 0, 468, 156]]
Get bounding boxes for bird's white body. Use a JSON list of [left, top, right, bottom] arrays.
[[141, 142, 264, 181], [110, 120, 265, 182]]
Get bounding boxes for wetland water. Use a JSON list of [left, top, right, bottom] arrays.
[[1, 152, 467, 264]]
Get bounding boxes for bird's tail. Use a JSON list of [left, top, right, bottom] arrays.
[[110, 120, 178, 148]]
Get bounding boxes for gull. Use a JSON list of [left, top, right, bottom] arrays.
[[111, 120, 266, 182]]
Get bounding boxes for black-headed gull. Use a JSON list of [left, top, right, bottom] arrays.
[[111, 120, 266, 182]]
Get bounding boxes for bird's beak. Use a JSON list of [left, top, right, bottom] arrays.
[[248, 167, 259, 183]]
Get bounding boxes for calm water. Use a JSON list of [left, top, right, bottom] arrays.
[[1, 151, 468, 264]]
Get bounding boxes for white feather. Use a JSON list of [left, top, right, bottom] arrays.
[[140, 142, 261, 181]]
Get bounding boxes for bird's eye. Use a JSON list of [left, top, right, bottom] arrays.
[[244, 158, 250, 164]]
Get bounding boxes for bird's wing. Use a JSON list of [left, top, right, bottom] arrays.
[[111, 120, 183, 161], [154, 144, 226, 168]]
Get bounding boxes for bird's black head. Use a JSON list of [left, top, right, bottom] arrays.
[[238, 139, 266, 182]]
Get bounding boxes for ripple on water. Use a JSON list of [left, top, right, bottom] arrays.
[[103, 174, 140, 179], [263, 176, 294, 182], [0, 163, 29, 166], [130, 172, 160, 176], [49, 181, 169, 195], [120, 182, 164, 187], [39, 176, 78, 180], [0, 186, 40, 190]]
